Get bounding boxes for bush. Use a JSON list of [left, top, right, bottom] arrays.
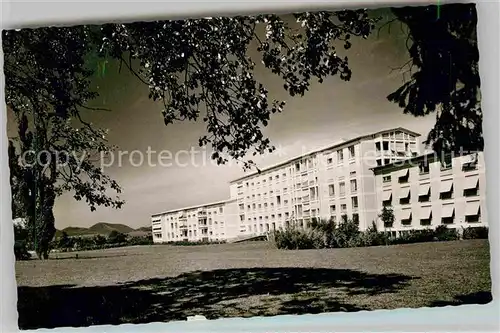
[[14, 240, 31, 261], [434, 225, 459, 241], [360, 222, 390, 247], [272, 225, 324, 250], [462, 226, 489, 240], [272, 216, 487, 251]]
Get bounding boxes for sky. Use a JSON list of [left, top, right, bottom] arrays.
[[9, 8, 437, 229]]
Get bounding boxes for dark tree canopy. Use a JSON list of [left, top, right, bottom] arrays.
[[97, 10, 375, 167], [388, 4, 482, 154]]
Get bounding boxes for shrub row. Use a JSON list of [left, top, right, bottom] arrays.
[[271, 218, 488, 250]]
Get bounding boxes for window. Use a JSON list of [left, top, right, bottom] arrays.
[[285, 212, 290, 218], [419, 161, 430, 174], [383, 141, 389, 151], [239, 204, 244, 210], [350, 179, 358, 193], [350, 171, 356, 177], [441, 154, 453, 170], [341, 204, 347, 212], [276, 175, 280, 180], [352, 213, 359, 224], [401, 212, 412, 226], [420, 216, 432, 226], [420, 209, 432, 226], [258, 204, 262, 209], [439, 181, 454, 200], [328, 184, 335, 196], [337, 150, 344, 163], [310, 186, 318, 201], [327, 157, 333, 165], [463, 177, 479, 197], [384, 159, 391, 165], [277, 195, 281, 205], [383, 175, 391, 183], [462, 158, 478, 172], [465, 214, 481, 223], [398, 170, 410, 183], [375, 142, 381, 151], [295, 163, 300, 172], [442, 216, 455, 224], [252, 203, 256, 209], [339, 182, 346, 197], [348, 146, 355, 159], [377, 159, 382, 166], [418, 184, 431, 202], [382, 191, 392, 207], [330, 205, 336, 214], [351, 196, 359, 209], [399, 188, 411, 205], [264, 203, 268, 208]]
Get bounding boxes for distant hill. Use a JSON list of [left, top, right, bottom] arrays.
[[62, 226, 95, 237], [56, 223, 147, 238], [88, 222, 135, 235]]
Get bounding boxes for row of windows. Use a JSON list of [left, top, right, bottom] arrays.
[[167, 221, 225, 229], [325, 145, 356, 165], [164, 230, 226, 239], [245, 211, 290, 222], [244, 212, 361, 233], [238, 148, 361, 190], [329, 196, 359, 213], [382, 179, 480, 207], [328, 179, 357, 196], [382, 157, 479, 184], [384, 209, 481, 228], [164, 208, 224, 221]]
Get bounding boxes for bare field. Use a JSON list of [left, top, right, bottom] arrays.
[[16, 239, 492, 329]]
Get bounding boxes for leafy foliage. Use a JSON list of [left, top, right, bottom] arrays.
[[379, 206, 395, 228], [3, 27, 125, 259], [462, 226, 489, 240], [107, 230, 128, 244], [273, 217, 473, 250], [98, 10, 375, 167], [387, 3, 482, 154]]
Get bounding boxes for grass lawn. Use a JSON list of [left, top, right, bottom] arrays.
[[16, 239, 492, 329]]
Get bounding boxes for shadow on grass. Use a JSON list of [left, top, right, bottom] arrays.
[[18, 267, 415, 329], [430, 291, 493, 307]]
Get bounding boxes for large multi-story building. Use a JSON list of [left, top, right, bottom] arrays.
[[151, 199, 239, 243], [372, 151, 488, 236], [228, 127, 422, 234], [151, 127, 488, 243]]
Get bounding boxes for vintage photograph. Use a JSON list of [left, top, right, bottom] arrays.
[[3, 2, 492, 330]]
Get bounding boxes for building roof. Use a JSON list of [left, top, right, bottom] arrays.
[[230, 127, 422, 183], [151, 199, 234, 217]]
